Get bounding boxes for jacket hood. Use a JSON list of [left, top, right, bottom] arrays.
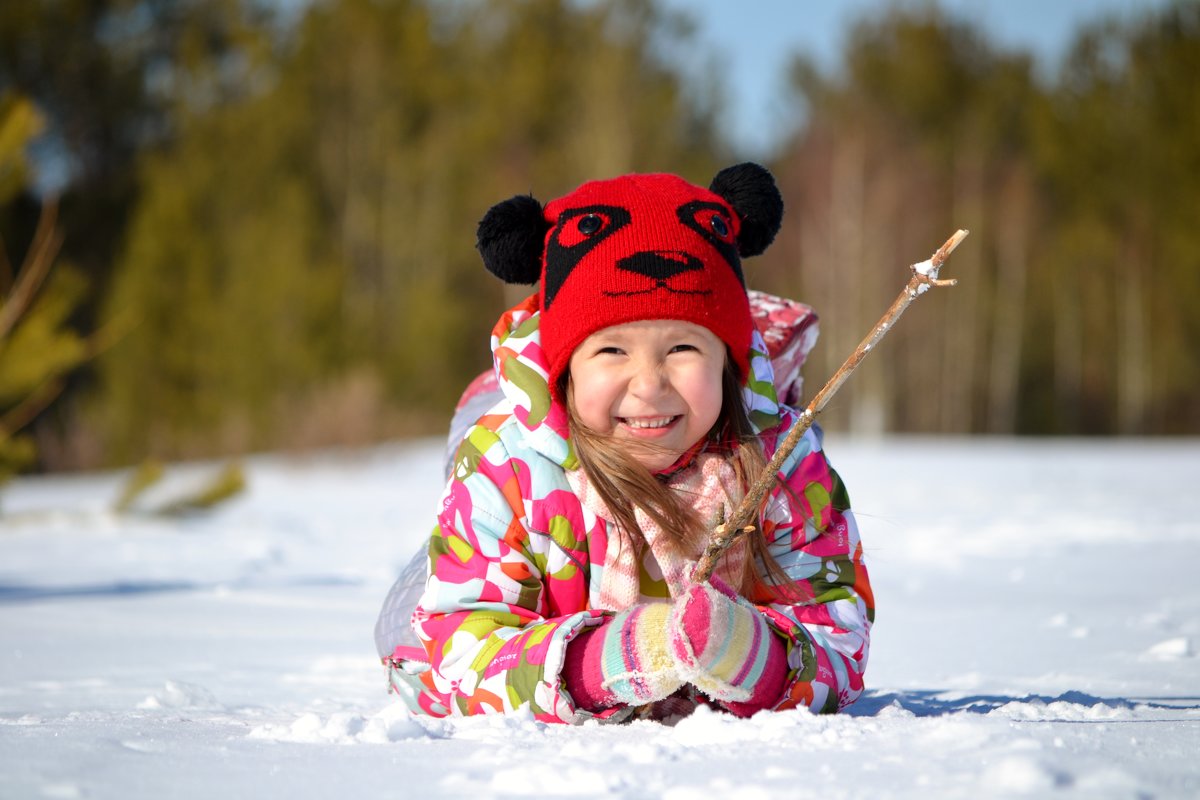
[[489, 293, 784, 469]]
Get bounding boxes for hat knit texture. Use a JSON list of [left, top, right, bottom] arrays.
[[538, 173, 754, 395]]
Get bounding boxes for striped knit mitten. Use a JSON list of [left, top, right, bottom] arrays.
[[668, 577, 787, 715], [562, 604, 682, 710]]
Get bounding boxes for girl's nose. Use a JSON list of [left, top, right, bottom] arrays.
[[628, 359, 668, 398]]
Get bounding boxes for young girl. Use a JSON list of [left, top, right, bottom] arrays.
[[376, 163, 873, 723]]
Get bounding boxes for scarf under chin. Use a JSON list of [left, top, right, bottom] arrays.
[[566, 452, 748, 611]]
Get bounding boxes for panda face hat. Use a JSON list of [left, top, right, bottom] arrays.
[[477, 163, 784, 397]]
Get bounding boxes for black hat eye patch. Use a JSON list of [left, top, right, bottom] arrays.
[[544, 205, 630, 309]]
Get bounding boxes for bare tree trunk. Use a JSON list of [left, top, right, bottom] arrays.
[[569, 41, 635, 178], [1117, 236, 1149, 434], [943, 147, 985, 432], [1054, 266, 1084, 432], [986, 165, 1031, 433], [830, 135, 869, 433], [855, 157, 903, 437]]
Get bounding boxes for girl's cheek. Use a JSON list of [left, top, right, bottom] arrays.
[[569, 376, 616, 433], [677, 363, 725, 423]]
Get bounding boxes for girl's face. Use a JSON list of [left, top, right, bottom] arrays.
[[568, 320, 725, 472]]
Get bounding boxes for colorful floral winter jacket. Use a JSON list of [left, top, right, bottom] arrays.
[[386, 293, 873, 723]]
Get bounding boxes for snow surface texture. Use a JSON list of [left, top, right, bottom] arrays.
[[1, 437, 1198, 799]]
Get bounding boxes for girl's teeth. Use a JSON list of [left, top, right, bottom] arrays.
[[623, 416, 674, 429]]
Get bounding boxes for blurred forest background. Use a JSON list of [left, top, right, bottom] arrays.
[[1, 0, 1197, 476]]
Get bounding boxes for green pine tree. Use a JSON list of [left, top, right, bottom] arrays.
[[0, 93, 90, 486]]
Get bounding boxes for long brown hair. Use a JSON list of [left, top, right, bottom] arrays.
[[563, 358, 801, 602]]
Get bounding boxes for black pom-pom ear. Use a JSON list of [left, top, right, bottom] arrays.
[[709, 162, 784, 257], [476, 194, 548, 284]]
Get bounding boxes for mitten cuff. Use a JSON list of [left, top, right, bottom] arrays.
[[562, 622, 615, 712]]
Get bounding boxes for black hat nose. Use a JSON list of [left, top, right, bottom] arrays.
[[616, 250, 703, 283]]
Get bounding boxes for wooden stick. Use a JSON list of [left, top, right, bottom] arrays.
[[694, 229, 969, 582]]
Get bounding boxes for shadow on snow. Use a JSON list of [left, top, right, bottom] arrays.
[[848, 688, 1200, 717], [0, 574, 361, 603]]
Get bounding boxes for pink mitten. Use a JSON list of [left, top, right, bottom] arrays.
[[668, 577, 787, 715], [562, 604, 682, 710]]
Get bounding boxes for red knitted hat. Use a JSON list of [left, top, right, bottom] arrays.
[[477, 163, 784, 397]]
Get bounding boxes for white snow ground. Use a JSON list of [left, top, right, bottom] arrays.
[[1, 436, 1198, 799]]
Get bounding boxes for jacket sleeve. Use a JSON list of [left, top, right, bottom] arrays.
[[755, 417, 874, 713], [411, 424, 602, 722]]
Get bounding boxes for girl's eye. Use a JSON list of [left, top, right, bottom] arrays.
[[669, 344, 698, 354], [597, 346, 624, 356]]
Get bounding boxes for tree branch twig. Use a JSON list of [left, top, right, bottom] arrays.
[[695, 229, 969, 582], [0, 200, 63, 341]]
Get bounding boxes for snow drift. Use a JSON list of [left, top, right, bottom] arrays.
[[1, 437, 1198, 798]]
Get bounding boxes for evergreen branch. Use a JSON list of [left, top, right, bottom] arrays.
[[0, 200, 63, 341], [83, 308, 139, 361], [113, 460, 166, 514], [0, 232, 14, 295], [695, 229, 969, 582], [0, 303, 125, 448], [153, 463, 247, 516], [0, 376, 65, 440]]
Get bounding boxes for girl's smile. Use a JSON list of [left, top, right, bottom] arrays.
[[568, 320, 725, 471], [619, 415, 679, 431]]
